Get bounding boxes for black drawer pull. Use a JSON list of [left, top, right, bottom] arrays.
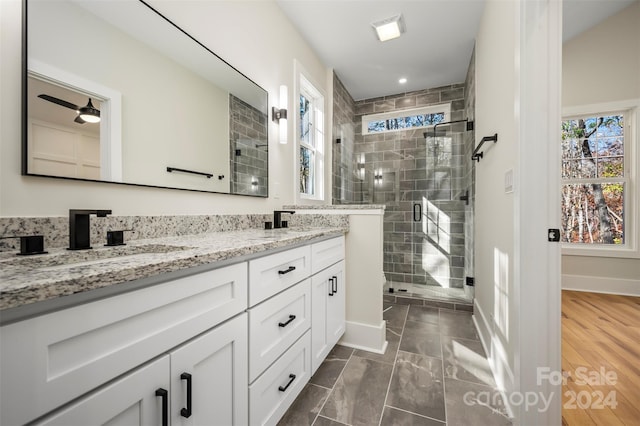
[[180, 372, 192, 418], [332, 276, 338, 294], [278, 314, 296, 327], [328, 277, 334, 296], [155, 388, 168, 426], [278, 374, 296, 392], [278, 266, 296, 275]]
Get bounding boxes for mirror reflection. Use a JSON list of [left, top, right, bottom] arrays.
[[25, 0, 268, 196]]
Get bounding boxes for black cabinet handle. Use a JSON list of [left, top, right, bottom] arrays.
[[278, 314, 296, 327], [278, 266, 296, 275], [180, 372, 193, 418], [413, 202, 422, 222], [332, 276, 338, 294], [278, 374, 296, 392], [155, 388, 168, 426], [328, 277, 334, 296]]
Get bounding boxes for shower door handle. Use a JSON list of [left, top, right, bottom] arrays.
[[413, 203, 422, 222]]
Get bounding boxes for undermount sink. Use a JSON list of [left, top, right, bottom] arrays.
[[1, 244, 189, 271]]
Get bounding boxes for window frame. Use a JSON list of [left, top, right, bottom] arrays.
[[297, 73, 325, 201], [361, 103, 451, 135], [561, 100, 639, 259]]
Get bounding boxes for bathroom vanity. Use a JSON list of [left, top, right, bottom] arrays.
[[0, 229, 345, 426]]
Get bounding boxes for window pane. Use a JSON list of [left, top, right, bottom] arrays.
[[561, 183, 624, 244], [596, 137, 624, 158], [597, 156, 624, 178], [300, 95, 311, 145], [365, 110, 446, 133], [300, 146, 314, 195]]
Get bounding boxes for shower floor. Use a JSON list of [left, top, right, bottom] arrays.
[[384, 280, 473, 311]]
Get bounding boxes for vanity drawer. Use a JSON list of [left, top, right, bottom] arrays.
[[0, 262, 248, 426], [249, 279, 311, 382], [249, 331, 311, 426], [248, 245, 311, 306], [311, 236, 345, 274]]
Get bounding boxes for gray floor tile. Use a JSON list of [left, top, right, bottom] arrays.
[[444, 378, 511, 426], [441, 335, 496, 387], [313, 415, 349, 426], [353, 326, 401, 364], [383, 304, 409, 329], [320, 356, 394, 426], [386, 351, 446, 422], [277, 384, 331, 426], [380, 406, 445, 425], [310, 345, 354, 389], [439, 310, 479, 340], [406, 305, 440, 325], [399, 321, 442, 358]]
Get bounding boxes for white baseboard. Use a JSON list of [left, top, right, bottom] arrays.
[[473, 300, 515, 420], [562, 274, 640, 296], [339, 320, 387, 353]]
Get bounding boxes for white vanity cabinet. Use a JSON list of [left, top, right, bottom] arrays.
[[35, 313, 248, 426], [1, 262, 248, 426], [0, 233, 346, 426]]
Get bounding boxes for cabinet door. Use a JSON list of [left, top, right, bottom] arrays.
[[311, 271, 330, 374], [310, 261, 345, 374], [36, 356, 170, 426], [326, 261, 346, 348], [170, 313, 248, 426]]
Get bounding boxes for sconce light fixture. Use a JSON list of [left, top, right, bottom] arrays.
[[357, 153, 365, 180], [78, 98, 101, 123], [374, 170, 383, 184], [272, 85, 288, 144]]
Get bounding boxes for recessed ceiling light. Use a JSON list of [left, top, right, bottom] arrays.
[[372, 14, 405, 42], [399, 78, 407, 84]]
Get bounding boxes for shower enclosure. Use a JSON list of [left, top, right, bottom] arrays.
[[331, 75, 475, 298], [335, 117, 474, 297]]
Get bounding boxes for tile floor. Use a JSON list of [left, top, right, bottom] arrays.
[[278, 303, 512, 426]]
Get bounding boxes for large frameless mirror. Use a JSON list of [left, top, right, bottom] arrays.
[[24, 0, 269, 196]]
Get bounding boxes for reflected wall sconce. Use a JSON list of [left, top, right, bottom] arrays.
[[272, 85, 288, 144]]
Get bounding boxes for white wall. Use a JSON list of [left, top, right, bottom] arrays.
[[1, 0, 330, 216], [474, 0, 562, 423], [474, 0, 518, 401], [561, 1, 640, 293]]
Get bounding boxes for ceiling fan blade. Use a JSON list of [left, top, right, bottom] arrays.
[[37, 94, 79, 111], [74, 116, 86, 124]]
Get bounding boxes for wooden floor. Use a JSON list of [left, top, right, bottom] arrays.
[[561, 290, 640, 426]]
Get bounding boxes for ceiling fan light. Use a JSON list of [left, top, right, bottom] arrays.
[[78, 99, 101, 123], [372, 14, 405, 42]]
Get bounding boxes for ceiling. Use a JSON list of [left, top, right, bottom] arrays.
[[276, 0, 637, 101]]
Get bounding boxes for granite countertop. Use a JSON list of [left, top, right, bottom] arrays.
[[0, 226, 346, 312], [283, 204, 386, 210]]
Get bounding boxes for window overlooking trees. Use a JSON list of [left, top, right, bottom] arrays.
[[561, 112, 627, 245], [298, 75, 324, 199], [362, 104, 450, 135]]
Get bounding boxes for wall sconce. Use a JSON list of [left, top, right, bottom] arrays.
[[357, 153, 365, 180], [374, 170, 383, 184], [272, 85, 288, 144]]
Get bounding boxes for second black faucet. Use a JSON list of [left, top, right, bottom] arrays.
[[273, 210, 294, 229], [68, 209, 112, 250]]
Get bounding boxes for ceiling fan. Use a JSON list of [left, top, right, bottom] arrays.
[[37, 94, 101, 124]]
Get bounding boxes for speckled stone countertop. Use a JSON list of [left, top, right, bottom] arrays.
[[0, 227, 346, 312], [283, 204, 386, 210]]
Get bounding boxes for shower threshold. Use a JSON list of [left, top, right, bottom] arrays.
[[383, 280, 473, 312]]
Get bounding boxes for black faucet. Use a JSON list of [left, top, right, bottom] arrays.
[[273, 210, 295, 229], [68, 209, 112, 250]]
